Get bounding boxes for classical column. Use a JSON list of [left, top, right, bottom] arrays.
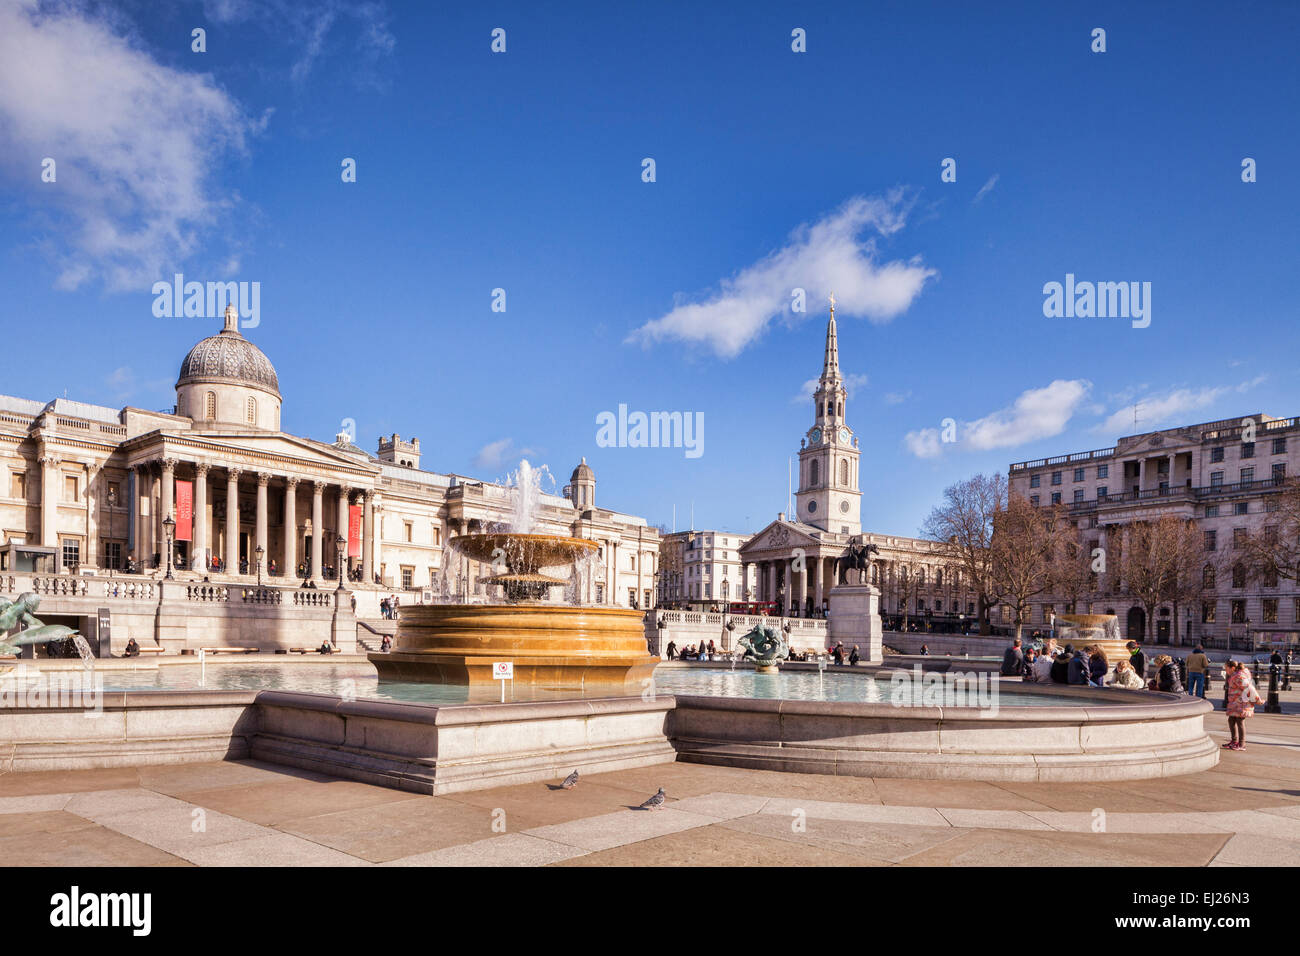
[[360, 491, 373, 584], [797, 561, 808, 616], [134, 464, 149, 567], [37, 454, 58, 567], [225, 469, 240, 574], [193, 464, 209, 571], [160, 458, 176, 526], [255, 472, 269, 568], [813, 557, 823, 610], [311, 481, 325, 581], [370, 495, 382, 584], [283, 477, 298, 578], [150, 465, 162, 565], [336, 485, 350, 578]]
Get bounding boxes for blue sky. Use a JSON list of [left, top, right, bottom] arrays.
[[1, 0, 1297, 536]]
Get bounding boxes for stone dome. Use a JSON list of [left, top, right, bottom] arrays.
[[570, 458, 594, 482], [177, 311, 280, 398]]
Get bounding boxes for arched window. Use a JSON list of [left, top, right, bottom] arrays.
[[826, 401, 833, 417], [840, 458, 849, 485], [936, 569, 944, 587], [810, 460, 819, 487], [205, 391, 216, 419], [1203, 564, 1216, 589], [246, 396, 256, 424]]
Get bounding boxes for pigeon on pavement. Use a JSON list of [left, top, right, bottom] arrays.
[[561, 769, 579, 790], [639, 787, 666, 810]]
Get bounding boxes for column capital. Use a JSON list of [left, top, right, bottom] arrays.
[[256, 472, 271, 487], [161, 458, 178, 472], [194, 462, 211, 478], [284, 475, 300, 488], [227, 468, 242, 482], [38, 455, 59, 468], [313, 480, 327, 493]]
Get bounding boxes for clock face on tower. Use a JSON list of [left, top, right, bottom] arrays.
[[809, 427, 822, 445], [838, 426, 850, 443]]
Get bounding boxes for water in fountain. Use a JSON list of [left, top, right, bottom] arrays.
[[71, 634, 95, 670], [505, 459, 555, 534]]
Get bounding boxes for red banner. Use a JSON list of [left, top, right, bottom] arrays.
[[175, 480, 193, 541], [348, 505, 362, 557]]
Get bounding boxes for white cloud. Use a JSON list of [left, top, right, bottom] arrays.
[[628, 191, 936, 358], [1095, 376, 1268, 435], [972, 174, 999, 204], [903, 379, 1092, 458], [473, 438, 540, 472], [793, 372, 868, 403], [883, 390, 911, 406], [0, 0, 257, 292]]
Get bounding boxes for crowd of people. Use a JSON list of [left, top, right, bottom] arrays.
[[1003, 636, 1271, 751]]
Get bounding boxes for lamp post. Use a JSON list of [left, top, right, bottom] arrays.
[[162, 515, 175, 580], [255, 544, 264, 588], [335, 534, 346, 592]]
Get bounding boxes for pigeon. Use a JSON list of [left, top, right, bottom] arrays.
[[639, 788, 666, 810], [561, 769, 579, 790]]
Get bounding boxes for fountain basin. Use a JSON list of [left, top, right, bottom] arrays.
[[370, 603, 659, 689]]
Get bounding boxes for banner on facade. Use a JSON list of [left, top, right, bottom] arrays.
[[175, 480, 193, 541], [348, 505, 362, 558]]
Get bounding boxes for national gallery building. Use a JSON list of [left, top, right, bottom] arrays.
[[0, 306, 660, 616]]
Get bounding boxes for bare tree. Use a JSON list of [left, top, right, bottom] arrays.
[[921, 473, 1007, 635], [990, 497, 1070, 642], [1050, 524, 1097, 615], [1115, 515, 1204, 643], [893, 559, 923, 633], [657, 535, 684, 606], [1237, 478, 1300, 586]]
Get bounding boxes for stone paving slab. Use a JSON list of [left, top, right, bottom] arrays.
[[718, 813, 965, 864], [385, 833, 588, 867], [759, 796, 949, 827], [183, 831, 369, 867], [550, 823, 884, 867], [522, 806, 722, 853]]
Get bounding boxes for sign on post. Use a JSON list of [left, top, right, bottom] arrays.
[[493, 661, 513, 702]]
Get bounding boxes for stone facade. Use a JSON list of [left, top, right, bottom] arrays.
[[1008, 412, 1300, 648], [658, 530, 756, 605]]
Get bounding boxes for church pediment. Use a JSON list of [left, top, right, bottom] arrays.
[[740, 520, 821, 555]]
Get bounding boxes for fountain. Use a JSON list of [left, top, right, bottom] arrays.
[[0, 593, 86, 687], [369, 461, 658, 690], [1054, 613, 1129, 665], [735, 621, 788, 673]]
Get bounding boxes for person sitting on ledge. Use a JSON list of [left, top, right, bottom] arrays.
[[123, 638, 140, 658], [919, 644, 929, 656], [1088, 646, 1109, 687], [1068, 647, 1092, 686], [1031, 647, 1055, 684], [1153, 654, 1184, 693], [1000, 638, 1024, 676], [380, 635, 392, 653], [1050, 646, 1072, 684], [849, 645, 860, 665], [1112, 658, 1144, 689], [318, 641, 333, 655], [1126, 641, 1146, 679]]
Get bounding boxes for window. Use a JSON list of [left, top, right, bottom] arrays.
[[246, 396, 256, 424], [107, 482, 120, 507], [1204, 530, 1217, 551], [1264, 598, 1279, 623], [1203, 564, 1216, 589], [1233, 528, 1247, 549], [1030, 495, 1039, 506], [1202, 601, 1216, 624], [1265, 568, 1279, 588], [1050, 472, 1062, 485], [1050, 492, 1061, 505], [1242, 442, 1256, 459], [1274, 463, 1287, 482], [810, 460, 819, 486], [1097, 464, 1109, 479], [967, 602, 975, 615], [205, 391, 216, 419], [595, 584, 604, 603], [629, 588, 638, 607], [102, 540, 122, 571], [1232, 563, 1246, 588], [1240, 467, 1254, 484], [61, 538, 80, 572], [1204, 505, 1219, 517], [1211, 447, 1224, 463], [431, 525, 441, 546], [1234, 502, 1248, 516], [1157, 459, 1169, 475], [1274, 438, 1287, 454], [9, 472, 24, 499], [400, 566, 413, 588], [1210, 471, 1224, 487], [1073, 468, 1084, 482], [1231, 599, 1246, 624], [63, 475, 78, 502], [1030, 475, 1040, 488], [1097, 485, 1108, 499], [1074, 490, 1084, 502], [403, 521, 412, 543], [839, 459, 849, 485]]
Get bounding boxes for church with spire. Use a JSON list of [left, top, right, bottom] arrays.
[[795, 295, 861, 535]]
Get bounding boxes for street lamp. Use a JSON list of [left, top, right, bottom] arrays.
[[255, 544, 264, 587], [335, 534, 346, 592], [162, 515, 175, 580]]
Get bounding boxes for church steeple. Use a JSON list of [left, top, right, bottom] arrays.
[[821, 293, 841, 384]]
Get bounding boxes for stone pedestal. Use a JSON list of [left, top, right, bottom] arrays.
[[827, 584, 883, 664]]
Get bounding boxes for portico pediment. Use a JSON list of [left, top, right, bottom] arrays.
[[124, 429, 380, 481], [739, 519, 823, 557]]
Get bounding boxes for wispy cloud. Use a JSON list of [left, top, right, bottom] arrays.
[[793, 372, 868, 403], [883, 390, 911, 406], [904, 379, 1092, 458], [628, 191, 936, 358], [972, 174, 999, 204], [473, 438, 540, 472], [0, 0, 259, 292], [1094, 377, 1268, 435]]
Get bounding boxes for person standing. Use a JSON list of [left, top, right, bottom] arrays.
[[1185, 646, 1210, 698], [1000, 639, 1024, 677], [666, 640, 677, 661], [1224, 661, 1263, 751], [1126, 641, 1146, 679]]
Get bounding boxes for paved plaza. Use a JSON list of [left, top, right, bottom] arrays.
[[2, 703, 1297, 867]]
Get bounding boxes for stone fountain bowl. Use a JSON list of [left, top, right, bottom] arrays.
[[450, 533, 600, 572], [1055, 613, 1129, 664]]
